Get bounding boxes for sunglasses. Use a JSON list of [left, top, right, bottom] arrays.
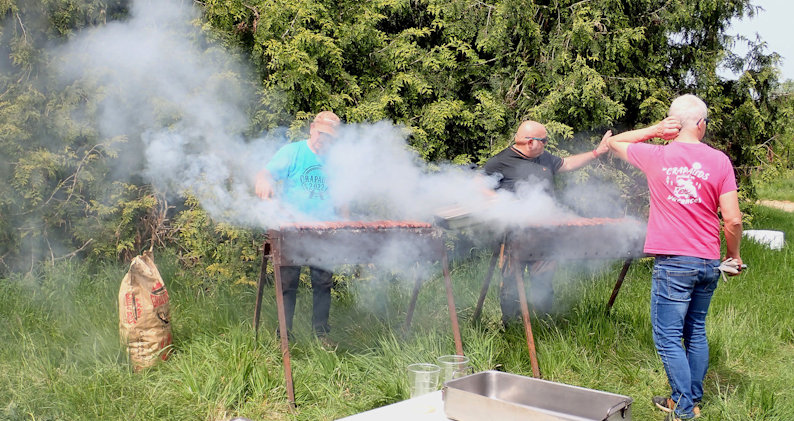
[[698, 117, 709, 126], [524, 136, 548, 144]]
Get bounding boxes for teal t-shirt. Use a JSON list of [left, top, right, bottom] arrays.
[[266, 140, 336, 221]]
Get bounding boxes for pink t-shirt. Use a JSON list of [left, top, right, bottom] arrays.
[[627, 142, 737, 259]]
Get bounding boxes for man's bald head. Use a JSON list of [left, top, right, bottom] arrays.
[[668, 95, 707, 129], [514, 120, 547, 145]]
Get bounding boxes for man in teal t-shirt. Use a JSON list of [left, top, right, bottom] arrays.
[[255, 111, 341, 343]]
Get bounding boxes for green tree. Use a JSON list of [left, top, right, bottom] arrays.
[[0, 0, 140, 272], [1, 0, 788, 274]]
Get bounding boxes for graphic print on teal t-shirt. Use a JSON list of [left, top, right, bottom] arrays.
[[266, 140, 336, 221], [300, 164, 327, 200]]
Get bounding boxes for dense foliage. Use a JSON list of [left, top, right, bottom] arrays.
[[0, 0, 792, 274]]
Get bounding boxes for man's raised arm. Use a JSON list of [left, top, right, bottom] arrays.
[[558, 130, 612, 173], [606, 117, 681, 161]]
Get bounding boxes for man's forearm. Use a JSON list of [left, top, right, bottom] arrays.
[[606, 117, 681, 161], [723, 218, 742, 259], [719, 191, 743, 260], [606, 126, 657, 162], [559, 151, 598, 173], [607, 126, 658, 145]]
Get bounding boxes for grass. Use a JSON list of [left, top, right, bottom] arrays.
[[755, 169, 794, 202], [1, 205, 792, 420]]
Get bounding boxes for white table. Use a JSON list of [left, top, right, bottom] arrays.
[[337, 390, 451, 420]]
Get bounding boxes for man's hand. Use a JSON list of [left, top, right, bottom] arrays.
[[721, 256, 744, 274], [255, 170, 274, 199], [559, 130, 613, 172], [654, 117, 682, 140], [719, 256, 745, 282], [596, 130, 612, 156]]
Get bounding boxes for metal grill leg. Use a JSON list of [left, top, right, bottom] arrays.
[[272, 243, 296, 407], [472, 242, 501, 322], [515, 255, 540, 378], [606, 258, 633, 315], [441, 248, 464, 356], [404, 269, 422, 332], [253, 242, 270, 340]]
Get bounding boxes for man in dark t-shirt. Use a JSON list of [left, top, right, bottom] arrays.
[[483, 145, 563, 195], [484, 120, 609, 323]]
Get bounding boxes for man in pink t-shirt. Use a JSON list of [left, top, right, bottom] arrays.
[[606, 94, 743, 420]]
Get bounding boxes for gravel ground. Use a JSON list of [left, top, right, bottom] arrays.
[[758, 200, 794, 212]]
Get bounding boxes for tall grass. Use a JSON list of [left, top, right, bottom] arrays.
[[1, 205, 792, 420]]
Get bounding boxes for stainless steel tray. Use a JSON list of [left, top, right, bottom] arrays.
[[443, 371, 632, 421]]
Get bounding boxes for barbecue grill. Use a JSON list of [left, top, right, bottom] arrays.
[[500, 217, 646, 376], [436, 211, 647, 378], [252, 220, 464, 406]]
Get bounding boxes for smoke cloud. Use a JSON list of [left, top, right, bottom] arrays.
[[49, 0, 597, 234], [47, 0, 646, 311]]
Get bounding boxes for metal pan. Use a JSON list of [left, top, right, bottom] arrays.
[[443, 371, 632, 421]]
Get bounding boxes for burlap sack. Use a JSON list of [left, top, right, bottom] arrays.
[[119, 250, 172, 371]]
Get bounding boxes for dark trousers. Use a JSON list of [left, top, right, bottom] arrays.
[[279, 265, 333, 335], [499, 260, 557, 324]]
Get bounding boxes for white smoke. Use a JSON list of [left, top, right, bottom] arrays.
[[47, 0, 647, 314], [50, 0, 578, 233], [323, 122, 576, 230]]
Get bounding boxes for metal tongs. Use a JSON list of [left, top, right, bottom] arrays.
[[718, 258, 747, 282]]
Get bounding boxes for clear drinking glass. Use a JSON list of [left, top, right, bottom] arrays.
[[437, 355, 470, 384], [406, 363, 441, 398]]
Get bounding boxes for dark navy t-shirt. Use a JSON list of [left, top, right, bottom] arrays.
[[483, 147, 563, 195]]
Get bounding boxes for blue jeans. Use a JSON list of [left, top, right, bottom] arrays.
[[651, 255, 720, 419]]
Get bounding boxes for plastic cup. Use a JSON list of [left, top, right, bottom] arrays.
[[407, 363, 440, 398], [437, 355, 470, 384]]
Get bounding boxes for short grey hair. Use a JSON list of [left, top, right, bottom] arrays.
[[668, 94, 708, 128]]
